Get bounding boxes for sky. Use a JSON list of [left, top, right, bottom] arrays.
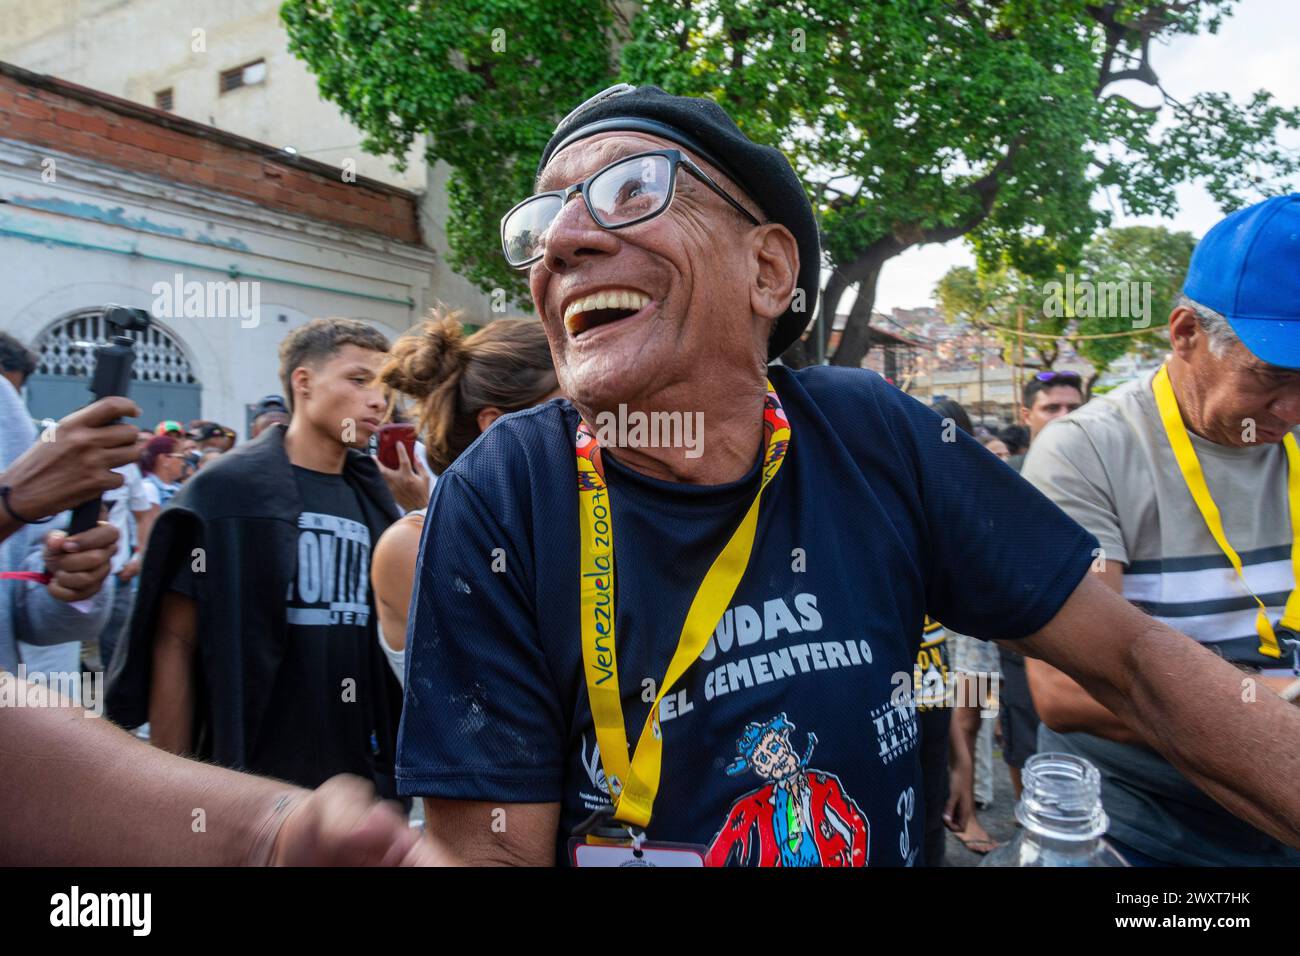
[[868, 0, 1300, 314]]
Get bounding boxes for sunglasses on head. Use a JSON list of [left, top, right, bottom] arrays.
[[1034, 371, 1082, 386], [500, 148, 761, 268]]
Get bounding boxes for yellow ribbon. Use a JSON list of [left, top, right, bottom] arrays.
[[576, 380, 791, 828], [1151, 363, 1300, 659]]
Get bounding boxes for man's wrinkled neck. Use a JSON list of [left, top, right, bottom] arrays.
[[1166, 355, 1230, 446], [573, 369, 768, 485]]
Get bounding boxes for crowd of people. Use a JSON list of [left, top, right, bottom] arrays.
[[2, 83, 1299, 868], [920, 372, 1089, 861], [0, 347, 292, 677]]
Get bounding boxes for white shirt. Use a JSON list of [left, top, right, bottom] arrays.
[[415, 440, 437, 491], [376, 507, 427, 686], [102, 463, 151, 573]]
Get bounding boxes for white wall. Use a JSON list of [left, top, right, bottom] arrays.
[[0, 136, 435, 430], [0, 0, 426, 190], [419, 161, 505, 326]]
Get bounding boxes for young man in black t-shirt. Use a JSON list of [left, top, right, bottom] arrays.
[[108, 319, 403, 791]]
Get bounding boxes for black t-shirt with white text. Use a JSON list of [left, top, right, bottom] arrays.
[[171, 465, 378, 787]]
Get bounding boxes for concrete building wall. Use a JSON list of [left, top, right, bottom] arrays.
[[417, 164, 504, 327], [0, 64, 422, 243], [0, 0, 426, 190], [0, 61, 435, 433], [0, 0, 507, 322], [0, 136, 434, 431]]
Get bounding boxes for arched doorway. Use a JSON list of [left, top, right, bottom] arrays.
[[25, 309, 202, 429]]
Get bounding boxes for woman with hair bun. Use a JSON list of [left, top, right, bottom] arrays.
[[370, 310, 560, 684]]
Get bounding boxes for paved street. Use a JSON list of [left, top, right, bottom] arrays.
[[943, 739, 1020, 867]]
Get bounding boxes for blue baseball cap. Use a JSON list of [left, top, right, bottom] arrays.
[[1183, 194, 1300, 369]]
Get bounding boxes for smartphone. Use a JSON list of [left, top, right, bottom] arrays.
[[376, 423, 418, 470]]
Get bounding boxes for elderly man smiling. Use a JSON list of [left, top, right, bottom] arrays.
[[396, 85, 1300, 867]]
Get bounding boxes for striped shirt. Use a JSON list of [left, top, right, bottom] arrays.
[[1022, 370, 1300, 865], [1025, 371, 1297, 676]]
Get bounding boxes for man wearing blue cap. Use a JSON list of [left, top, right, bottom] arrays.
[[397, 86, 1300, 866], [1025, 194, 1300, 866]]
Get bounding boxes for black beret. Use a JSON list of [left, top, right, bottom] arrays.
[[538, 84, 820, 361]]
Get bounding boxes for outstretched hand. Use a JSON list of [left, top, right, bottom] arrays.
[[262, 775, 449, 866]]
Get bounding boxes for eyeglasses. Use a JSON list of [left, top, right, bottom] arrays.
[[1034, 370, 1082, 385], [500, 148, 761, 268]]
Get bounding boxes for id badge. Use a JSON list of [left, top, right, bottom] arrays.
[[568, 806, 706, 867], [569, 837, 706, 867]]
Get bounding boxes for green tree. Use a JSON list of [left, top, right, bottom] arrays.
[[934, 263, 1066, 371], [1071, 225, 1195, 384], [284, 1, 1298, 368], [281, 0, 625, 302], [935, 224, 1196, 392]]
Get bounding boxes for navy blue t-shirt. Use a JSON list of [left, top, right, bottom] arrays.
[[396, 365, 1096, 866]]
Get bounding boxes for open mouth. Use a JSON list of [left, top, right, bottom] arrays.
[[563, 289, 651, 337]]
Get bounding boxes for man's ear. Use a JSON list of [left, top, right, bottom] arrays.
[[1168, 306, 1201, 362], [750, 224, 799, 325], [291, 366, 312, 407], [1020, 405, 1031, 427], [476, 406, 503, 433]]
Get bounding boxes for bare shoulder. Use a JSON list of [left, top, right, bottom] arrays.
[[377, 511, 426, 551], [373, 512, 427, 580]]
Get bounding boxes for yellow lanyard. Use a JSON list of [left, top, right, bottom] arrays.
[[1152, 363, 1300, 659], [575, 380, 792, 828]]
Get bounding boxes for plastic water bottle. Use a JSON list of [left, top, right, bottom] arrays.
[[979, 752, 1128, 867]]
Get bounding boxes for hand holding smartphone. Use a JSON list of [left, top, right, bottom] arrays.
[[376, 423, 418, 471], [374, 423, 429, 512]]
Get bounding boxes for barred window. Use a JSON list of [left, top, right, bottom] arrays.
[[35, 310, 197, 384], [219, 59, 266, 94]]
